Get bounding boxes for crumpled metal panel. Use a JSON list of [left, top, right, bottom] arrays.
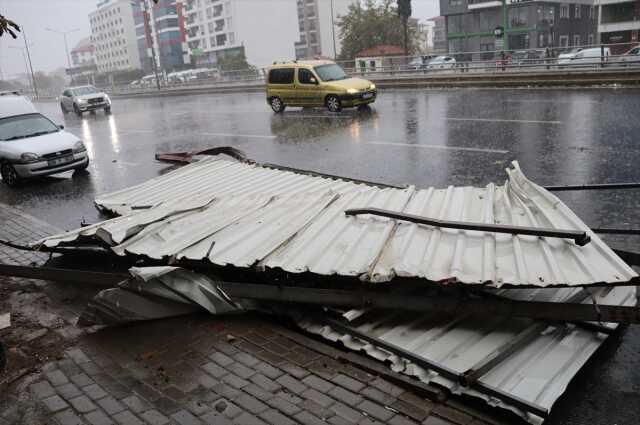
[[297, 285, 637, 424], [40, 157, 636, 288]]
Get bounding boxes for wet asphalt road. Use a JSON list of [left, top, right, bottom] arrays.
[[2, 88, 640, 424]]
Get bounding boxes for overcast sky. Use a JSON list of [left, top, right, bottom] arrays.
[[1, 0, 440, 78]]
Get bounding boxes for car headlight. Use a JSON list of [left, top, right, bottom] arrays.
[[369, 83, 376, 90], [73, 141, 86, 153], [78, 99, 88, 104], [346, 88, 358, 94], [104, 94, 111, 104], [20, 152, 40, 163]]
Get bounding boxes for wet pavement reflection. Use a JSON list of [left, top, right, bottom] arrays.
[[1, 88, 639, 423]]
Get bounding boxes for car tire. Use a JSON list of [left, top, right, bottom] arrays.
[[73, 104, 83, 116], [105, 106, 111, 114], [1, 161, 20, 187], [326, 95, 342, 113], [73, 160, 90, 175], [270, 97, 285, 113], [61, 103, 68, 114]]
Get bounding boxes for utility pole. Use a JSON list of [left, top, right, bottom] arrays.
[[501, 0, 509, 51], [330, 0, 337, 59], [141, 0, 161, 90], [22, 29, 38, 98], [45, 27, 80, 85]]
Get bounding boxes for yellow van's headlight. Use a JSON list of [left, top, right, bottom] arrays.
[[369, 83, 376, 90], [347, 88, 358, 94]]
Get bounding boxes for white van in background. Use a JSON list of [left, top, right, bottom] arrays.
[[558, 47, 610, 68]]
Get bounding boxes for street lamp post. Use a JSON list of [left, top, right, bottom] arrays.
[[45, 27, 80, 84], [8, 45, 36, 97], [138, 0, 161, 90], [22, 30, 38, 98], [330, 0, 337, 59]]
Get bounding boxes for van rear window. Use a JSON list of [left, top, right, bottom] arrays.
[[269, 68, 294, 84]]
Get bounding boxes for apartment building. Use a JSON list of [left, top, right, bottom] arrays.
[[70, 38, 96, 67], [430, 16, 448, 53], [182, 0, 298, 68], [132, 0, 190, 73], [439, 0, 599, 57], [89, 0, 142, 72], [597, 0, 640, 53], [294, 0, 357, 59]]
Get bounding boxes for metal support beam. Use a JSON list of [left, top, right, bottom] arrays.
[[345, 208, 591, 246], [220, 283, 640, 324], [0, 264, 127, 287], [321, 317, 549, 419], [592, 228, 640, 236], [545, 182, 640, 191]]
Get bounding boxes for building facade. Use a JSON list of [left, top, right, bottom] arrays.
[[430, 16, 448, 52], [132, 0, 190, 74], [70, 38, 96, 67], [89, 0, 142, 72], [597, 0, 640, 53], [182, 0, 298, 68], [439, 0, 599, 57], [294, 0, 357, 59]]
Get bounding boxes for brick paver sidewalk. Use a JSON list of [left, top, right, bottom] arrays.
[[0, 203, 501, 425]]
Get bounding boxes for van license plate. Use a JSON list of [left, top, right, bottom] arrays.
[[362, 93, 373, 99], [48, 156, 73, 167]]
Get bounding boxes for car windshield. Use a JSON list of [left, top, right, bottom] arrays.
[[0, 113, 59, 141], [314, 64, 348, 82], [71, 86, 99, 96]]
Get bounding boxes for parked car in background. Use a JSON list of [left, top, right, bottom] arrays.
[[427, 56, 457, 71], [557, 47, 610, 68], [557, 47, 583, 62], [1, 92, 89, 187], [612, 45, 640, 66], [266, 60, 376, 113], [60, 85, 111, 116]]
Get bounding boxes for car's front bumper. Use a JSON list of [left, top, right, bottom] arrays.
[[13, 153, 89, 178], [340, 90, 377, 107], [77, 102, 110, 111]]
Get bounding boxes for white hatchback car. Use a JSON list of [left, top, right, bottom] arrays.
[[0, 92, 89, 187]]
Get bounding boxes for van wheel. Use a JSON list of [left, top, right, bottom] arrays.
[[1, 162, 20, 187], [326, 95, 342, 113], [270, 97, 285, 113]]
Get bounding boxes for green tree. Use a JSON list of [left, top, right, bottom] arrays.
[[397, 0, 412, 55], [337, 0, 421, 60], [216, 49, 253, 71]]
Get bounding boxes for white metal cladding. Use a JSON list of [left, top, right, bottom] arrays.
[[41, 156, 637, 288], [297, 285, 637, 424]]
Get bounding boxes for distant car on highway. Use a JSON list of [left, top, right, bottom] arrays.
[[60, 85, 111, 116], [427, 56, 457, 71], [557, 47, 610, 68], [557, 47, 583, 62], [612, 45, 640, 66], [266, 60, 376, 113], [1, 92, 89, 187]]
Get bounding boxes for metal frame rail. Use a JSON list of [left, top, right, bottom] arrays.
[[345, 208, 591, 246], [320, 317, 549, 419]]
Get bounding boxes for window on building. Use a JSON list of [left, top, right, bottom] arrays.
[[210, 36, 217, 47], [560, 4, 569, 19], [509, 7, 528, 28], [226, 17, 232, 28], [588, 34, 594, 45], [309, 32, 317, 43], [448, 14, 463, 33], [228, 32, 235, 44], [208, 22, 215, 33], [449, 0, 463, 7], [573, 34, 580, 46], [215, 19, 225, 31], [589, 6, 595, 19], [559, 35, 569, 47], [575, 5, 581, 18], [214, 4, 223, 16], [216, 33, 227, 45], [268, 68, 294, 84]]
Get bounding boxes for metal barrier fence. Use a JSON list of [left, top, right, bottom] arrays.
[[102, 42, 638, 95]]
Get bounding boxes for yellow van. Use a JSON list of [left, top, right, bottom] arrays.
[[266, 60, 376, 113]]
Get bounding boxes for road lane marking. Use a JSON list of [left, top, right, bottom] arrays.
[[447, 117, 562, 125], [368, 141, 508, 154], [199, 132, 276, 139]]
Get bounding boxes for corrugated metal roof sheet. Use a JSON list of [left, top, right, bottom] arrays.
[[40, 156, 637, 288], [296, 284, 637, 424]]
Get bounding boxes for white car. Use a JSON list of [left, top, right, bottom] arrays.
[[60, 85, 111, 116], [557, 47, 583, 62], [557, 47, 610, 68], [614, 45, 640, 66], [0, 92, 89, 187], [427, 56, 457, 71]]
